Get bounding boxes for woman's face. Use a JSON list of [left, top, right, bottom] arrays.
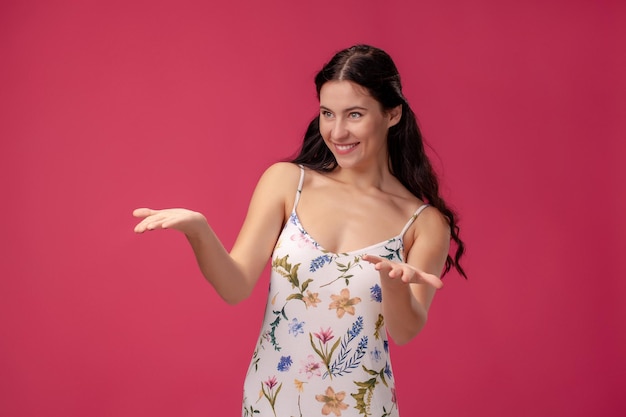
[[318, 80, 400, 171]]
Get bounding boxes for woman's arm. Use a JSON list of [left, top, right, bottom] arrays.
[[133, 162, 300, 305], [363, 207, 450, 345]]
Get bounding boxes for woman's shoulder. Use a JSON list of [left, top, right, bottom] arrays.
[[408, 204, 451, 244], [261, 162, 302, 181], [398, 204, 450, 262], [256, 162, 302, 196]]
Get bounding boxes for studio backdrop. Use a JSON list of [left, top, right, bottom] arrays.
[[1, 1, 624, 416]]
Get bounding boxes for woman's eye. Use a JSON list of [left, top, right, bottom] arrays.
[[349, 112, 362, 119], [321, 110, 333, 118]]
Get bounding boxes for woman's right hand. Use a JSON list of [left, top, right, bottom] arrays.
[[132, 208, 208, 237]]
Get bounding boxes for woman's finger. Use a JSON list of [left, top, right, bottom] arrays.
[[134, 212, 168, 232], [132, 207, 156, 218], [362, 254, 384, 264]]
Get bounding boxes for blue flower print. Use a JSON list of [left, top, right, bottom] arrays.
[[370, 347, 382, 363], [288, 318, 305, 337], [347, 316, 364, 340], [370, 284, 382, 302], [310, 254, 332, 272], [384, 340, 389, 353], [277, 356, 293, 372], [384, 362, 392, 379]]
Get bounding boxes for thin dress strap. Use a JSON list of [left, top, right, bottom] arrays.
[[399, 204, 430, 237], [291, 165, 305, 212]]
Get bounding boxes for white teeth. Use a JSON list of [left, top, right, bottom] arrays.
[[336, 143, 357, 151]]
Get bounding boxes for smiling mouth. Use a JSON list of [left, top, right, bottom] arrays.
[[335, 143, 359, 151]]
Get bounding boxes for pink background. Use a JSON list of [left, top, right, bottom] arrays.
[[1, 0, 625, 416]]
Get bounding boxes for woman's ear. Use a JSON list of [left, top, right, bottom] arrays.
[[387, 105, 402, 128]]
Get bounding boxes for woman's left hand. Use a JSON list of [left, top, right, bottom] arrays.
[[362, 254, 443, 289]]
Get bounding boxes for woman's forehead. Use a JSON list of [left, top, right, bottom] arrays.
[[319, 81, 375, 107]]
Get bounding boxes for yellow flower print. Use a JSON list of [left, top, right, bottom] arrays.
[[329, 288, 361, 318], [315, 386, 349, 416], [303, 290, 321, 308], [294, 379, 305, 393]]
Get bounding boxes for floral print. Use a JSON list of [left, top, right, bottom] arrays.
[[288, 318, 305, 337], [300, 354, 323, 379], [242, 168, 429, 416], [369, 284, 382, 303], [314, 327, 335, 344], [260, 376, 282, 417], [277, 356, 293, 372], [329, 288, 362, 318], [310, 254, 333, 272], [304, 290, 322, 308], [316, 386, 349, 416]]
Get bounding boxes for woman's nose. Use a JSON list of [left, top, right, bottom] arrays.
[[330, 120, 349, 141]]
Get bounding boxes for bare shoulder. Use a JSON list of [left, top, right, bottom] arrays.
[[405, 205, 451, 254], [258, 162, 301, 189], [400, 205, 450, 276], [416, 206, 451, 239], [253, 162, 302, 215]]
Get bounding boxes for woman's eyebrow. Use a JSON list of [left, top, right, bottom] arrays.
[[319, 105, 368, 112]]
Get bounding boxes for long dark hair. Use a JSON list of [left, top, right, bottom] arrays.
[[291, 45, 466, 278]]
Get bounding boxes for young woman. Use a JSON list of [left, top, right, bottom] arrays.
[[134, 44, 465, 417]]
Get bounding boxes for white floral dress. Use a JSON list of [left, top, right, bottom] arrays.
[[242, 167, 429, 417]]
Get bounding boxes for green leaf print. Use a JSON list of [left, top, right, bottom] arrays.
[[250, 347, 260, 372], [272, 254, 301, 288], [374, 314, 384, 340], [320, 256, 363, 288], [351, 365, 391, 416], [382, 404, 398, 417], [243, 405, 260, 416], [351, 377, 378, 416], [268, 308, 285, 351], [380, 244, 401, 261], [272, 255, 314, 308]]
